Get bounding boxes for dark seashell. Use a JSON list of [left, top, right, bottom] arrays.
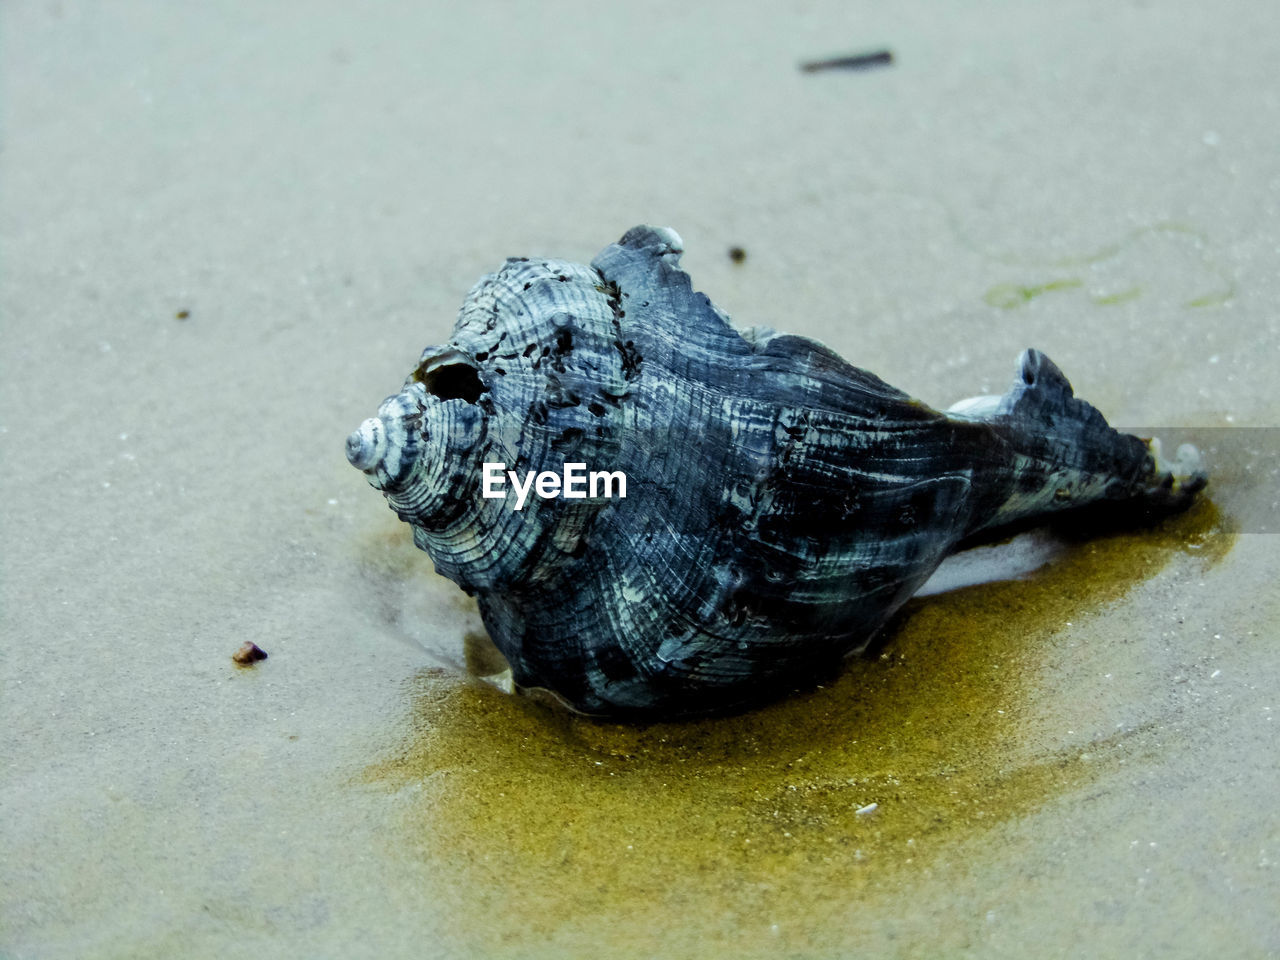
[[347, 226, 1207, 719]]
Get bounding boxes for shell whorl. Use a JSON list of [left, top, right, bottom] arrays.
[[345, 387, 429, 493]]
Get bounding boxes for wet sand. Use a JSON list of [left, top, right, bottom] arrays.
[[3, 2, 1279, 957]]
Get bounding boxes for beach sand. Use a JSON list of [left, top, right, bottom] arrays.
[[3, 2, 1278, 957]]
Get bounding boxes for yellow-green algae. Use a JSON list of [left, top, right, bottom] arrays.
[[364, 499, 1230, 956], [1092, 286, 1143, 306], [983, 278, 1083, 309], [970, 221, 1236, 312]]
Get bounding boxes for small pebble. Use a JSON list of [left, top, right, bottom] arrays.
[[728, 246, 746, 264], [232, 641, 268, 665]]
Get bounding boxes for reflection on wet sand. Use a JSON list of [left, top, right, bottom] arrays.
[[365, 499, 1229, 956]]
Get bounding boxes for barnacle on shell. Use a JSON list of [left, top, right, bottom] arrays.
[[347, 226, 1207, 719]]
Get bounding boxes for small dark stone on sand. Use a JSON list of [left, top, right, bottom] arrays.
[[728, 247, 747, 264], [232, 641, 268, 665]]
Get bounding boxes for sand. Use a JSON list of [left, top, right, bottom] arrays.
[[3, 2, 1278, 957]]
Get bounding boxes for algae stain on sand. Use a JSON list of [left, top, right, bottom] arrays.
[[364, 500, 1229, 955]]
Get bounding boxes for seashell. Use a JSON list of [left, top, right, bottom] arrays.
[[347, 226, 1207, 719]]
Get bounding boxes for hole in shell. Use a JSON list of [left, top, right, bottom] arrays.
[[416, 362, 486, 404]]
